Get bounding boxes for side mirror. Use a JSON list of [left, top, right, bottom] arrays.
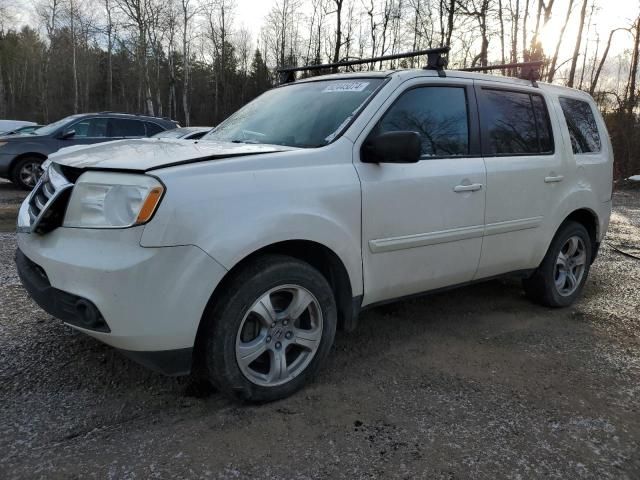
[[60, 129, 76, 139], [362, 131, 422, 164]]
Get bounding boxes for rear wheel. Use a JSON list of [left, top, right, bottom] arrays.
[[523, 221, 592, 307], [202, 254, 337, 403], [10, 156, 44, 190]]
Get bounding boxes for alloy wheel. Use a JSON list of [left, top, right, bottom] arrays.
[[554, 235, 587, 296], [18, 161, 43, 188], [235, 284, 323, 387]]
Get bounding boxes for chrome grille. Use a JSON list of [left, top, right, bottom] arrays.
[[17, 163, 74, 234]]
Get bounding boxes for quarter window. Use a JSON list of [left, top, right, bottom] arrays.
[[374, 86, 469, 157], [145, 122, 164, 136], [481, 89, 553, 155], [109, 119, 146, 137], [559, 97, 601, 153]]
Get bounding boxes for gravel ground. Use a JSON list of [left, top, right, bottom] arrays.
[[0, 181, 639, 479]]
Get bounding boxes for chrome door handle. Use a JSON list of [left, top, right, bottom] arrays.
[[454, 183, 483, 193], [544, 175, 564, 183]]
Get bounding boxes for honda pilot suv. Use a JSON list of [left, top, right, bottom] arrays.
[[16, 64, 612, 402], [0, 113, 178, 189]]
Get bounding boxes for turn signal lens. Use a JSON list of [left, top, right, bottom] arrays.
[[136, 186, 164, 224]]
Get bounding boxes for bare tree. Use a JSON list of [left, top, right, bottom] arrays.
[[589, 28, 627, 96], [567, 0, 588, 87], [104, 0, 115, 109], [626, 16, 640, 114], [547, 0, 574, 83], [181, 0, 196, 125], [331, 0, 345, 67]]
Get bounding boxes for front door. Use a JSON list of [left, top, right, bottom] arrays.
[[354, 80, 487, 306], [58, 117, 112, 149]]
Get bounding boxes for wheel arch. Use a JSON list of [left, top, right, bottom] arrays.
[[9, 152, 48, 177], [557, 208, 600, 263], [193, 239, 360, 367]]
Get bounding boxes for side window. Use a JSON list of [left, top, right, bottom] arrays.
[[559, 97, 601, 153], [145, 122, 164, 136], [69, 118, 108, 138], [109, 119, 146, 138], [532, 95, 554, 153], [481, 89, 540, 155], [374, 86, 469, 157]]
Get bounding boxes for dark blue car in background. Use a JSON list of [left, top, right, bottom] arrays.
[[0, 113, 178, 189]]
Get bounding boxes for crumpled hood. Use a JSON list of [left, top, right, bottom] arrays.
[[50, 138, 296, 171]]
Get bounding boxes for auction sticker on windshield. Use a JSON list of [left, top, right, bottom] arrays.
[[323, 81, 370, 93]]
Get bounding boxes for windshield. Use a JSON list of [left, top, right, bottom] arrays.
[[32, 115, 84, 136], [203, 78, 384, 148]]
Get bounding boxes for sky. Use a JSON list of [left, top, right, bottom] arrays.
[[5, 0, 638, 62], [233, 0, 636, 63]]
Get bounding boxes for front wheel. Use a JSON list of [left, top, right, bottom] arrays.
[[10, 156, 44, 190], [202, 254, 337, 403], [523, 221, 592, 307]]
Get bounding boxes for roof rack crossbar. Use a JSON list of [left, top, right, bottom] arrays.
[[277, 47, 450, 84], [458, 60, 544, 73], [459, 60, 544, 86]]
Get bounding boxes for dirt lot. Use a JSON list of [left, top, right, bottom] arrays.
[[1, 178, 639, 479]]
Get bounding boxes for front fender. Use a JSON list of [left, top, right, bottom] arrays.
[[140, 146, 363, 296]]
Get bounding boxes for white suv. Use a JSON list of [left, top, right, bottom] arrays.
[[16, 67, 612, 402]]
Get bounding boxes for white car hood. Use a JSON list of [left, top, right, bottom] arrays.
[[50, 138, 295, 171]]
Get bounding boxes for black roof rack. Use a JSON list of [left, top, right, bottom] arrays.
[[459, 60, 544, 87], [277, 48, 544, 87], [277, 47, 450, 84]]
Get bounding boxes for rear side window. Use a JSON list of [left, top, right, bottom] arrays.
[[110, 119, 146, 137], [145, 122, 164, 136], [559, 97, 601, 153], [480, 89, 554, 155], [374, 86, 469, 157]]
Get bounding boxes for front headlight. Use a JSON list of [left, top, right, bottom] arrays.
[[63, 171, 164, 228]]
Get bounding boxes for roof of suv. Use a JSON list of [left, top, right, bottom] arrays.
[[290, 68, 592, 100]]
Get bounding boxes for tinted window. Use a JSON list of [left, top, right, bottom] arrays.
[[375, 86, 469, 157], [110, 119, 146, 137], [69, 118, 108, 138], [145, 122, 164, 136], [532, 95, 553, 153], [559, 97, 601, 153], [482, 89, 540, 155]]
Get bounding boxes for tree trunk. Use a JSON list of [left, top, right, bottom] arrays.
[[332, 0, 343, 71], [567, 0, 588, 87], [70, 0, 79, 113], [547, 0, 574, 83], [589, 28, 624, 96], [498, 0, 506, 64], [626, 18, 640, 114], [105, 0, 113, 109]]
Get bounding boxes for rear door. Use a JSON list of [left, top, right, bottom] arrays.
[[474, 81, 567, 279], [354, 79, 487, 305]]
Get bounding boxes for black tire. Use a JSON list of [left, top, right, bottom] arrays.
[[523, 221, 593, 308], [10, 156, 44, 190], [201, 254, 337, 403]]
